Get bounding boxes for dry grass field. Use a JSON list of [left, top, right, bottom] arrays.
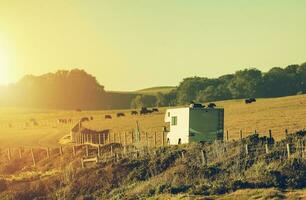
[[1, 94, 306, 148], [150, 188, 306, 200]]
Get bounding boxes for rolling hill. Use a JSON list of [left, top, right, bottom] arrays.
[[1, 94, 306, 148]]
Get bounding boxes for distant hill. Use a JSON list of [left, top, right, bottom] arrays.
[[136, 86, 176, 94]]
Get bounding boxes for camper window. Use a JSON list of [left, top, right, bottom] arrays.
[[171, 116, 177, 126]]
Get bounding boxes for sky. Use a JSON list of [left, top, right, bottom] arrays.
[[0, 0, 305, 91]]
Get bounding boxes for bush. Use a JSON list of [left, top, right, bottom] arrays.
[[265, 170, 287, 188], [170, 184, 191, 194]]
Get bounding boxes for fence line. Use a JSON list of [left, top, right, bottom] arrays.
[[1, 129, 305, 168]]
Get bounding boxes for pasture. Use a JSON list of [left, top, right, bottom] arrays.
[[1, 94, 306, 148]]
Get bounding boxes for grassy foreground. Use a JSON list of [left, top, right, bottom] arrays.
[[0, 131, 305, 199]]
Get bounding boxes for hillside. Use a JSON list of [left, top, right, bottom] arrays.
[[1, 94, 306, 148], [137, 86, 176, 94], [0, 131, 305, 199]]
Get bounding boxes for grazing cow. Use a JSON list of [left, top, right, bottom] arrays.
[[207, 103, 216, 108], [140, 107, 153, 115], [189, 103, 205, 108], [90, 116, 94, 120], [245, 98, 256, 104], [245, 99, 252, 104], [131, 111, 138, 115], [117, 113, 125, 117], [152, 108, 159, 112], [80, 117, 90, 122], [105, 115, 112, 119]]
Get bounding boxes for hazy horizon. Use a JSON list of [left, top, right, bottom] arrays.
[[1, 1, 305, 90]]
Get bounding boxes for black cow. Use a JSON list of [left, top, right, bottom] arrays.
[[190, 103, 205, 108], [140, 107, 153, 115], [152, 108, 159, 112], [105, 115, 112, 119], [245, 98, 256, 104], [131, 111, 138, 115], [117, 113, 125, 117], [207, 103, 216, 108]]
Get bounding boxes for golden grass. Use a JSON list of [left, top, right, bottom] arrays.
[[1, 94, 306, 148], [147, 188, 306, 200]]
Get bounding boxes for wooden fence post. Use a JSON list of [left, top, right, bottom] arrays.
[[154, 132, 157, 147], [285, 129, 288, 137], [245, 144, 249, 155], [98, 134, 101, 145], [145, 132, 148, 147], [31, 148, 36, 167], [72, 146, 76, 156], [269, 130, 272, 139], [7, 148, 11, 161], [240, 130, 243, 140], [110, 145, 113, 157], [107, 133, 110, 144], [254, 129, 257, 134], [119, 132, 122, 144], [97, 146, 101, 157], [59, 146, 63, 156], [226, 130, 229, 141], [131, 131, 134, 144], [265, 144, 269, 154], [102, 134, 105, 145], [46, 147, 50, 159], [86, 145, 89, 157], [287, 143, 291, 158], [124, 132, 127, 154], [201, 150, 207, 165], [18, 147, 22, 159], [162, 131, 165, 147], [81, 158, 84, 168]]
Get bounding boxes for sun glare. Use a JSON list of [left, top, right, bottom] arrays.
[[0, 47, 10, 85]]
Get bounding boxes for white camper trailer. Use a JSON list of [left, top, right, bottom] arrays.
[[164, 105, 224, 145]]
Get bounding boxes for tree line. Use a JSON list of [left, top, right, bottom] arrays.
[[0, 63, 305, 110], [0, 69, 136, 110], [131, 62, 306, 108]]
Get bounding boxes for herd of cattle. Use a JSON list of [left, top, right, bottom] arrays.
[[105, 107, 159, 119]]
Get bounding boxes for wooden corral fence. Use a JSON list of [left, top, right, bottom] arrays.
[[70, 121, 167, 148]]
